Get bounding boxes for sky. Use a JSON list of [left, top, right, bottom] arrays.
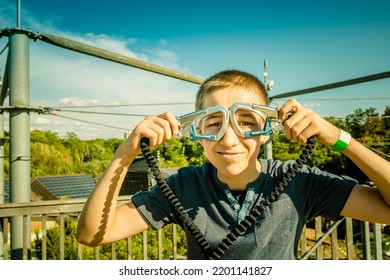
[[0, 0, 389, 140]]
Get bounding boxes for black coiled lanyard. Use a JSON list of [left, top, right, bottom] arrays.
[[140, 136, 317, 260]]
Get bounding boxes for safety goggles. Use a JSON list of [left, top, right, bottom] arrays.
[[176, 102, 284, 141]]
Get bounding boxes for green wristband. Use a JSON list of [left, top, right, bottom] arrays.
[[331, 129, 351, 152]]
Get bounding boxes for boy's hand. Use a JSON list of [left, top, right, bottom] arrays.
[[120, 112, 179, 158], [278, 99, 340, 146]]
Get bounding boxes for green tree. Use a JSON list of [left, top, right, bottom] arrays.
[[30, 130, 74, 176], [62, 132, 88, 173], [346, 107, 383, 139], [383, 106, 390, 130], [181, 138, 207, 165], [31, 130, 61, 144], [157, 138, 189, 168], [33, 220, 82, 260], [32, 221, 187, 260], [382, 106, 390, 157], [30, 142, 73, 176], [271, 117, 366, 181], [346, 107, 388, 170], [103, 138, 123, 155]]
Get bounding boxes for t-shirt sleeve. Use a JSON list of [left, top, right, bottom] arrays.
[[131, 175, 177, 230], [297, 164, 357, 221]]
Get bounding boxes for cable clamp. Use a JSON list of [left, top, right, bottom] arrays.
[[0, 27, 41, 41], [0, 106, 55, 114]]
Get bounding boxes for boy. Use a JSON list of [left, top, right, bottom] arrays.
[[77, 70, 390, 259]]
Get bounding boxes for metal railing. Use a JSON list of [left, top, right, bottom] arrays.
[[0, 196, 387, 260], [0, 196, 185, 260]]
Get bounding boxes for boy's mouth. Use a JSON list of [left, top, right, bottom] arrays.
[[217, 151, 244, 159]]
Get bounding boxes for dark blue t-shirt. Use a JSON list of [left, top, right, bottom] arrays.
[[132, 159, 356, 259]]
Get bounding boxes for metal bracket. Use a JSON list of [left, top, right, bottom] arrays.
[[0, 27, 41, 41], [0, 106, 53, 114]]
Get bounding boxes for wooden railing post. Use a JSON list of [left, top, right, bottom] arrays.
[[330, 221, 338, 260], [172, 224, 177, 260], [373, 223, 383, 260], [315, 217, 323, 259], [42, 214, 47, 260], [345, 217, 355, 259]]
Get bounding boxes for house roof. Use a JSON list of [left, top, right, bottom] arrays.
[[1, 162, 180, 203], [2, 174, 96, 203], [31, 174, 96, 200]]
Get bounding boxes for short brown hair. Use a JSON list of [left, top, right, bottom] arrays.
[[195, 69, 269, 110]]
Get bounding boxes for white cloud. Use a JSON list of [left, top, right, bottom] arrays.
[[34, 116, 57, 125], [58, 97, 120, 107], [159, 39, 168, 46], [0, 7, 199, 139], [303, 103, 321, 109], [69, 32, 145, 62]]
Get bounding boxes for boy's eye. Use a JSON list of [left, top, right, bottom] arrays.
[[238, 121, 255, 126], [235, 109, 265, 130], [199, 114, 224, 135], [202, 114, 223, 128], [207, 122, 222, 127]]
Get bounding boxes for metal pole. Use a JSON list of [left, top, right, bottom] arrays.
[[39, 33, 204, 85], [0, 36, 9, 261], [301, 218, 345, 260], [362, 221, 371, 259], [0, 71, 3, 260], [262, 60, 273, 160], [0, 73, 4, 205], [17, 0, 21, 28], [263, 137, 273, 159], [373, 223, 383, 260], [9, 30, 31, 259]]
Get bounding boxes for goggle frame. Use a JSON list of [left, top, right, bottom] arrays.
[[176, 102, 284, 141]]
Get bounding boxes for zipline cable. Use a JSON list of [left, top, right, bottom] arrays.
[[270, 71, 390, 100]]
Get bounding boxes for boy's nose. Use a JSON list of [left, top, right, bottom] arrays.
[[219, 124, 240, 147]]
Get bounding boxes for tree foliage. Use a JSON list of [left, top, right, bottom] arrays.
[[270, 108, 389, 183], [32, 221, 187, 260], [3, 130, 123, 179]]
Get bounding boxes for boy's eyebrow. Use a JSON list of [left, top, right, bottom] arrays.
[[235, 111, 263, 120], [236, 112, 256, 117], [202, 116, 222, 124], [203, 113, 223, 119]]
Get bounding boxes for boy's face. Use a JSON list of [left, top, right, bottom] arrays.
[[199, 87, 268, 187]]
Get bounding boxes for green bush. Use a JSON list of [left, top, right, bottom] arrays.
[[32, 220, 187, 260]]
